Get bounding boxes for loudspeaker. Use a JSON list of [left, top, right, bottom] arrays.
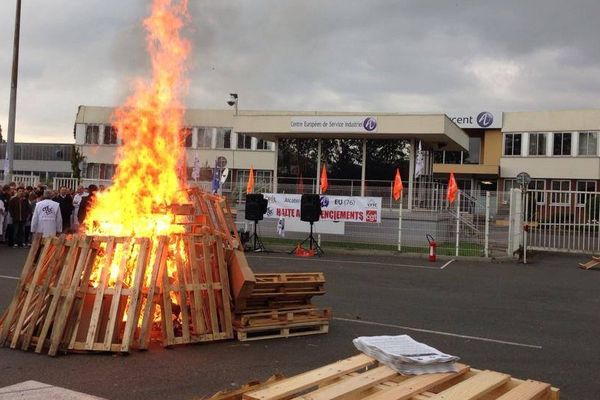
[[301, 194, 321, 222], [245, 193, 268, 221]]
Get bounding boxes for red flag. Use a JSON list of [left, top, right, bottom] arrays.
[[393, 168, 403, 201], [320, 164, 328, 194], [246, 166, 255, 193], [447, 171, 458, 203]]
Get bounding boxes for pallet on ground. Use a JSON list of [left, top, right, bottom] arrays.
[[243, 354, 560, 400], [235, 320, 329, 342], [578, 256, 600, 270], [234, 307, 331, 329]]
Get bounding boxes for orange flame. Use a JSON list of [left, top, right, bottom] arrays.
[[85, 0, 191, 238]]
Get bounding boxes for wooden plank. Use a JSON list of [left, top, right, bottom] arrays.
[[494, 380, 551, 400], [49, 236, 94, 356], [298, 365, 398, 400], [187, 236, 207, 335], [0, 233, 43, 345], [174, 237, 191, 343], [202, 237, 220, 335], [10, 236, 56, 349], [102, 239, 132, 351], [160, 238, 176, 346], [244, 354, 376, 400], [137, 236, 167, 349], [229, 249, 256, 312], [120, 238, 150, 352], [236, 321, 328, 342], [84, 237, 116, 349], [215, 235, 233, 338], [360, 364, 470, 400], [428, 370, 511, 400], [34, 236, 82, 353]]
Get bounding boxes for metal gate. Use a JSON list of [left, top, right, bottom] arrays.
[[53, 177, 80, 191], [522, 188, 600, 253]]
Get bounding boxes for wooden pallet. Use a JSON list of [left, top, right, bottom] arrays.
[[234, 307, 331, 328], [160, 233, 233, 346], [578, 256, 600, 270], [243, 354, 560, 400], [235, 320, 329, 342]]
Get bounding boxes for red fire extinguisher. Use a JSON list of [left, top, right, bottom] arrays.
[[426, 234, 437, 262]]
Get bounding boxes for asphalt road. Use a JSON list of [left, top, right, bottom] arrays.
[[0, 246, 599, 399]]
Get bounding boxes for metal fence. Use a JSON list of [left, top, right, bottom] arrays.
[[523, 188, 600, 253]]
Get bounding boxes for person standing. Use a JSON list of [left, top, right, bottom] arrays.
[[8, 187, 31, 247], [31, 190, 62, 238], [78, 184, 98, 227], [71, 185, 85, 231], [54, 186, 74, 233]]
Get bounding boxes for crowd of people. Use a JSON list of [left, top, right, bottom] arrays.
[[0, 182, 100, 247]]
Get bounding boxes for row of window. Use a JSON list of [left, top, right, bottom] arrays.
[[433, 136, 481, 165], [85, 124, 272, 150], [0, 143, 73, 161], [504, 179, 598, 205], [504, 131, 598, 156]]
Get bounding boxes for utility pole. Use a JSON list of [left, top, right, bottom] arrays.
[[6, 0, 22, 183]]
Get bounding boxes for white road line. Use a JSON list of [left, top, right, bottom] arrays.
[[440, 259, 455, 269], [0, 275, 19, 280], [246, 255, 440, 270], [333, 317, 543, 350]]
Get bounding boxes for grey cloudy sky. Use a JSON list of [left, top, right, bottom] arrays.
[[1, 0, 600, 143]]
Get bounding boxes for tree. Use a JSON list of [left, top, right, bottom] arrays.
[[71, 145, 85, 179]]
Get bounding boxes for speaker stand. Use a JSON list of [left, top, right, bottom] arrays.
[[298, 221, 324, 256], [247, 220, 267, 252]]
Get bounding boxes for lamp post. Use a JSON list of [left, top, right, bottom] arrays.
[[5, 0, 22, 184], [227, 93, 238, 116]]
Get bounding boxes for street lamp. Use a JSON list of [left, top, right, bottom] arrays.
[[227, 93, 238, 116], [5, 0, 22, 184]]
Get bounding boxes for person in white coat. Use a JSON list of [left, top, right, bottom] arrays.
[[31, 190, 62, 238]]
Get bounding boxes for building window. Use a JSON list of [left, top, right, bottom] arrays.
[[444, 151, 462, 164], [463, 137, 481, 164], [553, 132, 572, 156], [181, 128, 193, 148], [528, 133, 546, 156], [238, 134, 252, 150], [86, 163, 116, 180], [198, 128, 212, 148], [103, 126, 118, 145], [503, 179, 517, 202], [85, 125, 100, 144], [504, 133, 522, 156], [256, 139, 270, 150], [578, 132, 597, 156], [530, 179, 545, 204], [551, 180, 571, 205], [216, 128, 231, 149], [576, 180, 597, 206]]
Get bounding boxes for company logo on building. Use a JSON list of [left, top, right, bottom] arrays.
[[363, 117, 377, 132], [320, 196, 329, 208], [476, 112, 494, 128]]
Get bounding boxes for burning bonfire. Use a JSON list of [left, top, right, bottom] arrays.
[[0, 0, 330, 356]]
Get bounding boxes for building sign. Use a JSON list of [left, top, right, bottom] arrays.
[[290, 116, 378, 133], [447, 111, 502, 129], [263, 193, 382, 223]]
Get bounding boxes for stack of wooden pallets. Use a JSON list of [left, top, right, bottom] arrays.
[[228, 251, 331, 341], [240, 354, 560, 400], [0, 231, 233, 356]]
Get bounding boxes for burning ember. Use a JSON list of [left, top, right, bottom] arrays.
[[85, 0, 191, 238]]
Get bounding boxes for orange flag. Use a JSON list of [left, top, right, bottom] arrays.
[[320, 164, 328, 193], [393, 168, 403, 201], [447, 171, 458, 203], [247, 166, 255, 193]]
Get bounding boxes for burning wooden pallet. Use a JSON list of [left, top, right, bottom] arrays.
[[0, 231, 233, 356], [242, 354, 560, 400]]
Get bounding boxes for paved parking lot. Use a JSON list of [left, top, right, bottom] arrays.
[[0, 247, 598, 399]]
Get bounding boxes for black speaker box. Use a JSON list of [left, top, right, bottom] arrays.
[[246, 193, 268, 221], [301, 194, 321, 222]]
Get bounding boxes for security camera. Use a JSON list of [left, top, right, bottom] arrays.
[[229, 93, 238, 99], [227, 100, 236, 107]]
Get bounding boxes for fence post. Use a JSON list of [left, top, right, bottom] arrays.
[[455, 191, 460, 257], [485, 191, 490, 258]]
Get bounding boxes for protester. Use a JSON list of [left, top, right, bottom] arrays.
[[7, 187, 32, 248], [78, 184, 98, 226], [31, 190, 62, 238], [54, 186, 74, 232], [0, 185, 11, 243], [23, 192, 39, 246], [71, 185, 85, 231]]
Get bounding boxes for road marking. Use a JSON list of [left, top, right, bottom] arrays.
[[333, 317, 543, 349], [441, 259, 455, 269], [0, 275, 19, 280], [246, 255, 440, 270]]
